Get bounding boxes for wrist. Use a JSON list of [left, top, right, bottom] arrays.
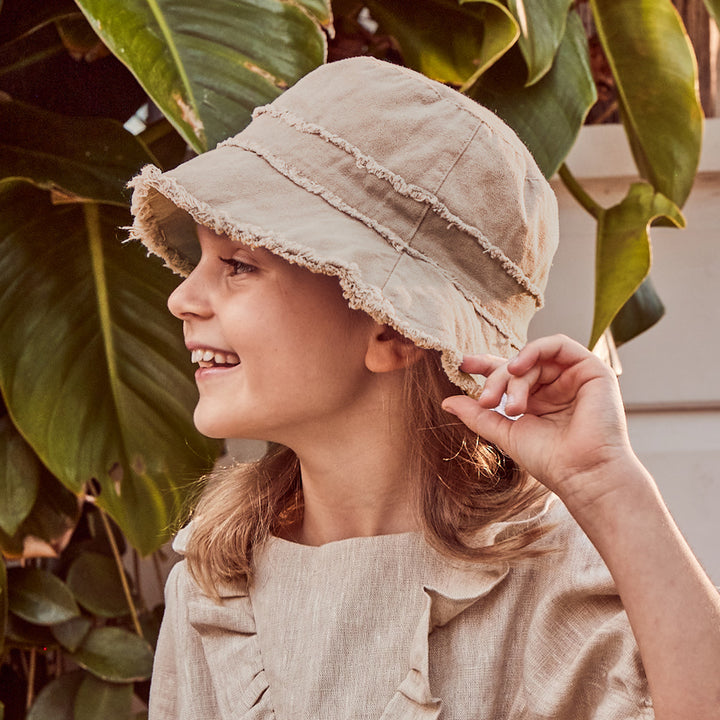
[[556, 452, 658, 529]]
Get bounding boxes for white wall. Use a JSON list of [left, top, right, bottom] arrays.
[[531, 120, 720, 583]]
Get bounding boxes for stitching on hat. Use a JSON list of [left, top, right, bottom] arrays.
[[232, 107, 543, 305], [228, 139, 522, 348]]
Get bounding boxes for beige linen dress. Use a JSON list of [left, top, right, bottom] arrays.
[[149, 498, 653, 719]]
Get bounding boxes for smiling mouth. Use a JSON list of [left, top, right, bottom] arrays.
[[191, 348, 241, 368]]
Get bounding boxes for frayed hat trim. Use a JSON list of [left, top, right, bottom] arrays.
[[233, 106, 543, 305], [127, 165, 489, 397]]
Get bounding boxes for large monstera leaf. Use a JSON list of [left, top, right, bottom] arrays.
[[73, 0, 332, 152], [0, 182, 220, 554]]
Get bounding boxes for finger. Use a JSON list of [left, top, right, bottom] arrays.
[[503, 373, 534, 415], [459, 353, 508, 376], [507, 334, 594, 375], [477, 364, 514, 408]]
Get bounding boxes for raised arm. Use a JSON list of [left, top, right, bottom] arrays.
[[442, 334, 720, 720]]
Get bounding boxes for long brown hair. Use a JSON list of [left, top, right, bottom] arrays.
[[185, 350, 550, 597]]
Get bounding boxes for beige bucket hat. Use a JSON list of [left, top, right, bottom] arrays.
[[129, 57, 559, 396]]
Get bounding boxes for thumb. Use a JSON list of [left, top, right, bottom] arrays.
[[442, 395, 512, 450]]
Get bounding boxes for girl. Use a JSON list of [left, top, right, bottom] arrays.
[[129, 57, 720, 719]]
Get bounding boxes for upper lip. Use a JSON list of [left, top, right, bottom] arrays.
[[185, 342, 234, 354]]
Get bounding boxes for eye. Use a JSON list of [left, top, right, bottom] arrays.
[[220, 257, 256, 276]]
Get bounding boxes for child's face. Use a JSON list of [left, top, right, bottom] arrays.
[[168, 225, 379, 444]]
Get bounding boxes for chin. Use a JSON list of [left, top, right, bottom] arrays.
[[192, 409, 234, 440]]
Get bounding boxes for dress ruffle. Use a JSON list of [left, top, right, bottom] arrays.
[[379, 562, 510, 720], [187, 580, 276, 719]]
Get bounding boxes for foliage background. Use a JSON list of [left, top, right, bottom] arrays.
[[0, 0, 717, 716]]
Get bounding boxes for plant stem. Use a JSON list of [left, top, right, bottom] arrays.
[[98, 507, 145, 639], [26, 648, 36, 711], [558, 163, 604, 219]]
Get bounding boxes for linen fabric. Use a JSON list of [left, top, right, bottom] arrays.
[[150, 498, 653, 719], [128, 57, 559, 396]]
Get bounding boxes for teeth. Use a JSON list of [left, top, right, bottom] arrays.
[[190, 348, 240, 366]]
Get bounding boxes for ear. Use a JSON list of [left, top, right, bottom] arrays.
[[365, 325, 424, 373]]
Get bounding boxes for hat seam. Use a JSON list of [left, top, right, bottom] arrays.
[[288, 57, 534, 173], [227, 107, 544, 305], [229, 140, 523, 348]]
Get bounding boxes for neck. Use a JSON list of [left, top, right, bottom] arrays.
[[282, 380, 419, 546]]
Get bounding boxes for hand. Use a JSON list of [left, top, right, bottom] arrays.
[[442, 334, 636, 511]]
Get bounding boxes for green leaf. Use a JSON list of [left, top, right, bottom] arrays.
[[52, 614, 92, 652], [590, 182, 684, 350], [27, 670, 84, 720], [74, 674, 134, 720], [610, 276, 665, 346], [70, 627, 153, 682], [590, 0, 702, 207], [7, 567, 79, 625], [0, 97, 155, 205], [0, 183, 220, 554], [467, 9, 596, 178], [505, 0, 573, 85], [0, 464, 81, 559], [73, 0, 329, 152], [66, 552, 130, 617], [0, 414, 40, 536], [368, 0, 519, 87]]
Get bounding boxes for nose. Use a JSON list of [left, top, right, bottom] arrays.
[[167, 266, 212, 320]]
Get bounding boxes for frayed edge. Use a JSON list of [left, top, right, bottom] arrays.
[[129, 167, 495, 395], [226, 139, 521, 349], [239, 106, 544, 305], [127, 166, 196, 276]]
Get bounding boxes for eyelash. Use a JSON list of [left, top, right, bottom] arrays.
[[220, 257, 256, 276]]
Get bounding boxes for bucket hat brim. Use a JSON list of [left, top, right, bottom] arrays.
[[130, 147, 519, 397]]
